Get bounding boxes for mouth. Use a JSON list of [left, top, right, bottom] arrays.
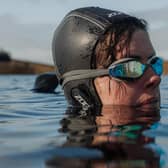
[[137, 98, 160, 109]]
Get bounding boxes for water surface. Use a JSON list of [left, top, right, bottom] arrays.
[[0, 75, 167, 168]]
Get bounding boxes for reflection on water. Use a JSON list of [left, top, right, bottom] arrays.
[[0, 75, 167, 168], [46, 106, 162, 168]]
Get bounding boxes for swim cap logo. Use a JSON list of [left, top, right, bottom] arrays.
[[108, 11, 123, 18], [74, 94, 90, 110]]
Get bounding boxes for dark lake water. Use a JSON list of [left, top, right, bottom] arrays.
[[0, 75, 168, 168]]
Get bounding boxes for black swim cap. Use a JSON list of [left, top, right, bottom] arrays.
[[52, 7, 129, 107]]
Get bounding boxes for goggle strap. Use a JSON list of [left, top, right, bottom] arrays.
[[62, 69, 109, 88]]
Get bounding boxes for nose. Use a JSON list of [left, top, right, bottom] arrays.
[[144, 67, 161, 89]]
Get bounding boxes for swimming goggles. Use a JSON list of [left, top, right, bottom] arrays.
[[62, 56, 163, 87], [108, 56, 163, 80]]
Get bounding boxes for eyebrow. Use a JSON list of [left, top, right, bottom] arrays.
[[127, 53, 156, 60]]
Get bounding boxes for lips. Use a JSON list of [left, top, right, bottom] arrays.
[[137, 97, 159, 109], [141, 98, 158, 105]]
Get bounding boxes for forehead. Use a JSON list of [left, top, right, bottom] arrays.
[[129, 30, 154, 56], [116, 30, 155, 60]]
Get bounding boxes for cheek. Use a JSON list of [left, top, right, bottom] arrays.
[[122, 81, 142, 100], [111, 81, 127, 99], [110, 80, 140, 104]]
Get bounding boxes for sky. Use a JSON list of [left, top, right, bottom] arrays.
[[1, 0, 168, 64]]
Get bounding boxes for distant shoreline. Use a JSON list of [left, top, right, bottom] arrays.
[[0, 60, 55, 74], [163, 61, 168, 74]]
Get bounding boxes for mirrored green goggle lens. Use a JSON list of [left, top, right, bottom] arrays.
[[109, 57, 163, 79]]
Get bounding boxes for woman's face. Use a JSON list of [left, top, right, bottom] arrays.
[[94, 30, 161, 109]]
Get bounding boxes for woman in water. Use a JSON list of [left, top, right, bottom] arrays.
[[51, 7, 163, 109]]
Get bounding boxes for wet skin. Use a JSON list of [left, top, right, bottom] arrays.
[[94, 30, 161, 109]]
